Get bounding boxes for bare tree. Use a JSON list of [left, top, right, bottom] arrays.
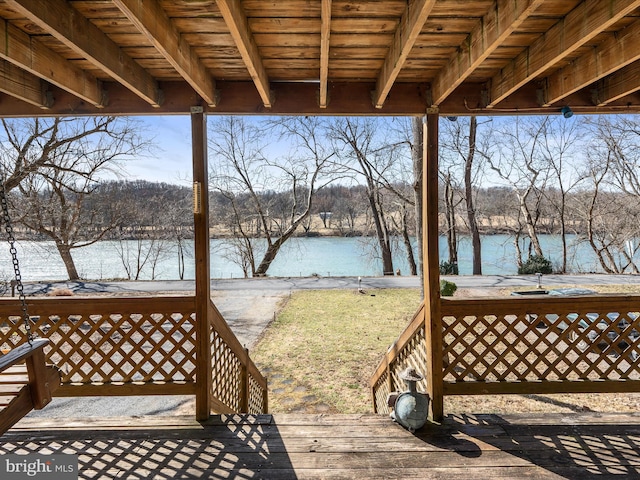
[[411, 117, 424, 290], [487, 117, 551, 267], [539, 116, 584, 273], [6, 117, 148, 280], [209, 116, 334, 277], [576, 116, 640, 273], [330, 117, 399, 275]]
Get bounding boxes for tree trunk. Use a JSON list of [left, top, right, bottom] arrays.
[[465, 116, 482, 275], [400, 204, 417, 275], [443, 174, 457, 266], [56, 243, 80, 280], [366, 189, 394, 275], [254, 237, 285, 276], [520, 199, 544, 257], [255, 212, 311, 276], [559, 205, 567, 273], [412, 117, 424, 296]]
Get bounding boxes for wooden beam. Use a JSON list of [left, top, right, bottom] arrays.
[[3, 80, 640, 117], [0, 20, 104, 107], [423, 113, 443, 422], [113, 0, 218, 107], [489, 0, 640, 107], [373, 0, 436, 109], [319, 0, 332, 108], [216, 0, 272, 107], [6, 0, 162, 107], [191, 106, 212, 421], [0, 59, 51, 108], [430, 0, 546, 106], [543, 19, 640, 106], [592, 60, 640, 106]]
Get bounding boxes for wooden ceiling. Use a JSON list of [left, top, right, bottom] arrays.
[[0, 0, 639, 116]]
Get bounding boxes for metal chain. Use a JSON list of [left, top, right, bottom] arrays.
[[0, 171, 33, 344]]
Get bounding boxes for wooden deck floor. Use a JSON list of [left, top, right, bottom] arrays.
[[1, 412, 640, 479]]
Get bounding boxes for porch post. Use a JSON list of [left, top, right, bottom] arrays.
[[423, 113, 444, 421], [191, 106, 212, 421]]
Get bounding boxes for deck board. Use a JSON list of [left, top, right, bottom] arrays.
[[1, 413, 640, 479]]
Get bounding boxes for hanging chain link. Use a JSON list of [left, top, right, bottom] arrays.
[[0, 171, 33, 344]]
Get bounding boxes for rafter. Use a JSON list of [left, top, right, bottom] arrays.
[[431, 0, 546, 106], [113, 0, 218, 107], [216, 0, 272, 108], [488, 0, 640, 108], [5, 0, 162, 107], [543, 19, 640, 106], [592, 60, 640, 106], [373, 0, 436, 109], [0, 20, 104, 107], [0, 59, 51, 108], [319, 0, 332, 108]]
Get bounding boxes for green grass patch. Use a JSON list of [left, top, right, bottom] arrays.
[[252, 288, 421, 414]]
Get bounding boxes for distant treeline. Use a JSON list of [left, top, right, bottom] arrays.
[[9, 179, 623, 240]]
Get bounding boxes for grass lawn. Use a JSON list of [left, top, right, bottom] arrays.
[[252, 288, 421, 414], [253, 283, 640, 415]]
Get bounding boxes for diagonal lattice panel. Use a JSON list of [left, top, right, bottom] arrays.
[[0, 297, 197, 387], [441, 297, 640, 387], [390, 325, 428, 394]]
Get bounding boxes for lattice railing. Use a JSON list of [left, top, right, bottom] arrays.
[[208, 301, 268, 414], [441, 295, 640, 395], [370, 302, 426, 414], [371, 294, 640, 413], [0, 296, 198, 397], [0, 295, 268, 414]]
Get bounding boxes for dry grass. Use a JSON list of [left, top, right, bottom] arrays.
[[252, 288, 421, 413], [253, 284, 640, 415]]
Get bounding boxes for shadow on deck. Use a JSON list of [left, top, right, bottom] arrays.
[[1, 412, 639, 479]]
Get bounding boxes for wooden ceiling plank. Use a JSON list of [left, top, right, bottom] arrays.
[[373, 0, 436, 109], [319, 0, 331, 108], [216, 0, 272, 107], [113, 0, 218, 107], [431, 0, 547, 106], [0, 20, 104, 107], [544, 19, 640, 105], [5, 0, 162, 107], [489, 0, 640, 107], [592, 60, 640, 106], [0, 59, 51, 108]]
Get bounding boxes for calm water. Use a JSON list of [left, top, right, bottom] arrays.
[[0, 234, 613, 282]]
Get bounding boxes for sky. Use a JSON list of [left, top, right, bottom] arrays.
[[124, 115, 194, 185]]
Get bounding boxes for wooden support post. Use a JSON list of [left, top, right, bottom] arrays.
[[192, 106, 212, 421], [423, 113, 444, 421], [240, 347, 249, 412]]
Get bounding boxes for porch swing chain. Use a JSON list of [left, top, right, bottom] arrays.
[[0, 169, 33, 345]]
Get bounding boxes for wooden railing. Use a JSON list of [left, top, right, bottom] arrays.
[[0, 296, 267, 414], [208, 300, 268, 414], [370, 302, 426, 414], [371, 294, 640, 414]]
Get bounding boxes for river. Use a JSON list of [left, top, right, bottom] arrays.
[[0, 234, 616, 282]]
